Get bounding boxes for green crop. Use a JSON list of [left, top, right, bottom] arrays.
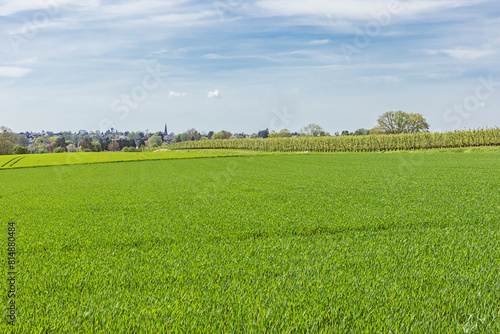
[[1, 151, 499, 332], [0, 149, 266, 170], [169, 127, 500, 152]]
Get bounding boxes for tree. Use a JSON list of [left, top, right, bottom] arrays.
[[17, 135, 29, 147], [207, 131, 214, 139], [13, 145, 29, 154], [0, 127, 16, 155], [127, 132, 140, 140], [212, 130, 232, 140], [108, 140, 120, 152], [92, 142, 102, 152], [0, 137, 14, 155], [354, 128, 370, 136], [12, 145, 29, 154], [81, 138, 93, 151], [257, 128, 269, 139], [146, 134, 162, 147], [268, 129, 293, 138], [66, 144, 77, 152], [300, 123, 323, 137], [372, 111, 429, 134], [1, 126, 16, 141], [186, 129, 201, 141], [54, 136, 67, 151], [175, 133, 191, 142], [156, 131, 164, 142], [81, 138, 93, 150]]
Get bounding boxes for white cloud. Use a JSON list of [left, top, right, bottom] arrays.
[[168, 91, 186, 97], [0, 0, 92, 16], [442, 48, 496, 60], [424, 47, 496, 60], [361, 75, 401, 83], [207, 90, 221, 98], [0, 66, 32, 78], [203, 53, 226, 59], [309, 39, 331, 45], [254, 0, 492, 21], [11, 57, 38, 65], [0, 0, 51, 16]]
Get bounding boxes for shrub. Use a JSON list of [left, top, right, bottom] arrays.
[[12, 145, 29, 154], [66, 144, 77, 152]]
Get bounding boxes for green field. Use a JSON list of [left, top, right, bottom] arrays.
[[1, 150, 500, 332], [0, 150, 266, 170]]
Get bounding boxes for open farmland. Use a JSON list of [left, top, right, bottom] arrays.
[[1, 151, 500, 332], [168, 128, 500, 152], [0, 150, 265, 170]]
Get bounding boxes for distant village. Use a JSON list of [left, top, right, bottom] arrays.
[[2, 119, 384, 155], [1, 123, 312, 154]]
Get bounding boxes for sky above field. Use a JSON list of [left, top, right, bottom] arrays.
[[1, 0, 499, 134]]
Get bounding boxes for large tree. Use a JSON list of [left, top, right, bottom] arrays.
[[372, 111, 429, 134], [268, 129, 293, 138], [0, 127, 15, 155], [54, 136, 67, 151], [0, 137, 14, 155], [80, 138, 93, 151], [108, 140, 120, 152], [212, 130, 232, 140], [175, 133, 192, 142], [354, 128, 370, 136], [257, 128, 269, 139], [146, 134, 162, 147], [300, 123, 323, 137]]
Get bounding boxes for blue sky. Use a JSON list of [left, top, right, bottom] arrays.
[[1, 0, 499, 134]]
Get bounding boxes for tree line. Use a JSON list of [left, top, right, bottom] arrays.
[[0, 111, 430, 155]]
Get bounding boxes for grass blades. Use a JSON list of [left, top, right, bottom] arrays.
[[1, 152, 499, 332], [0, 149, 267, 170]]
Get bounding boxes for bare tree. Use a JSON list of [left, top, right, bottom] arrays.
[[108, 140, 120, 152]]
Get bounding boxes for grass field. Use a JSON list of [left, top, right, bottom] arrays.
[[1, 150, 499, 332], [0, 150, 266, 170]]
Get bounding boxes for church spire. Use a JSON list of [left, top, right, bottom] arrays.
[[164, 123, 168, 135]]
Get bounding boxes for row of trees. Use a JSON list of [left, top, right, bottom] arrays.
[[1, 111, 430, 155], [297, 111, 429, 137], [173, 111, 430, 142], [169, 128, 500, 152]]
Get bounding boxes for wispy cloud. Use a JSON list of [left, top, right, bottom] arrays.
[[424, 46, 497, 60], [9, 57, 38, 65], [361, 75, 401, 83], [0, 0, 498, 133], [441, 48, 496, 60], [308, 39, 331, 45], [253, 0, 478, 20], [0, 66, 32, 78], [168, 91, 187, 97]]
